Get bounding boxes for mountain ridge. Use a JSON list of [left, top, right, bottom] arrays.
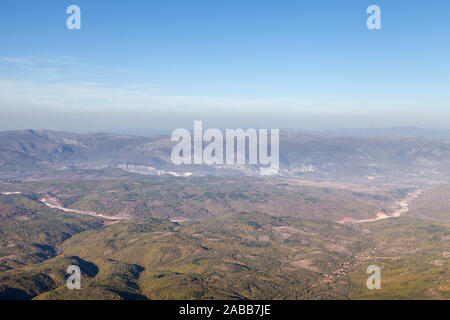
[[1, 129, 450, 185]]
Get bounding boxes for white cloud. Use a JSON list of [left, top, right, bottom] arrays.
[[0, 79, 320, 114], [1, 56, 85, 66], [1, 58, 28, 63]]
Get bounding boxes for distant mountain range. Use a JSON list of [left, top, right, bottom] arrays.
[[71, 126, 450, 140], [288, 127, 450, 140], [1, 129, 450, 185]]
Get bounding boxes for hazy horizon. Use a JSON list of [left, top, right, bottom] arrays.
[[1, 110, 450, 134]]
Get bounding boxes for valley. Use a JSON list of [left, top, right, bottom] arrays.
[[0, 130, 448, 300]]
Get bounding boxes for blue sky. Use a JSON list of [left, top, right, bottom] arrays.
[[0, 0, 449, 131]]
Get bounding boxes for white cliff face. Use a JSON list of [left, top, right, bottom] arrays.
[[117, 164, 158, 175], [297, 165, 318, 173], [117, 164, 192, 177]]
